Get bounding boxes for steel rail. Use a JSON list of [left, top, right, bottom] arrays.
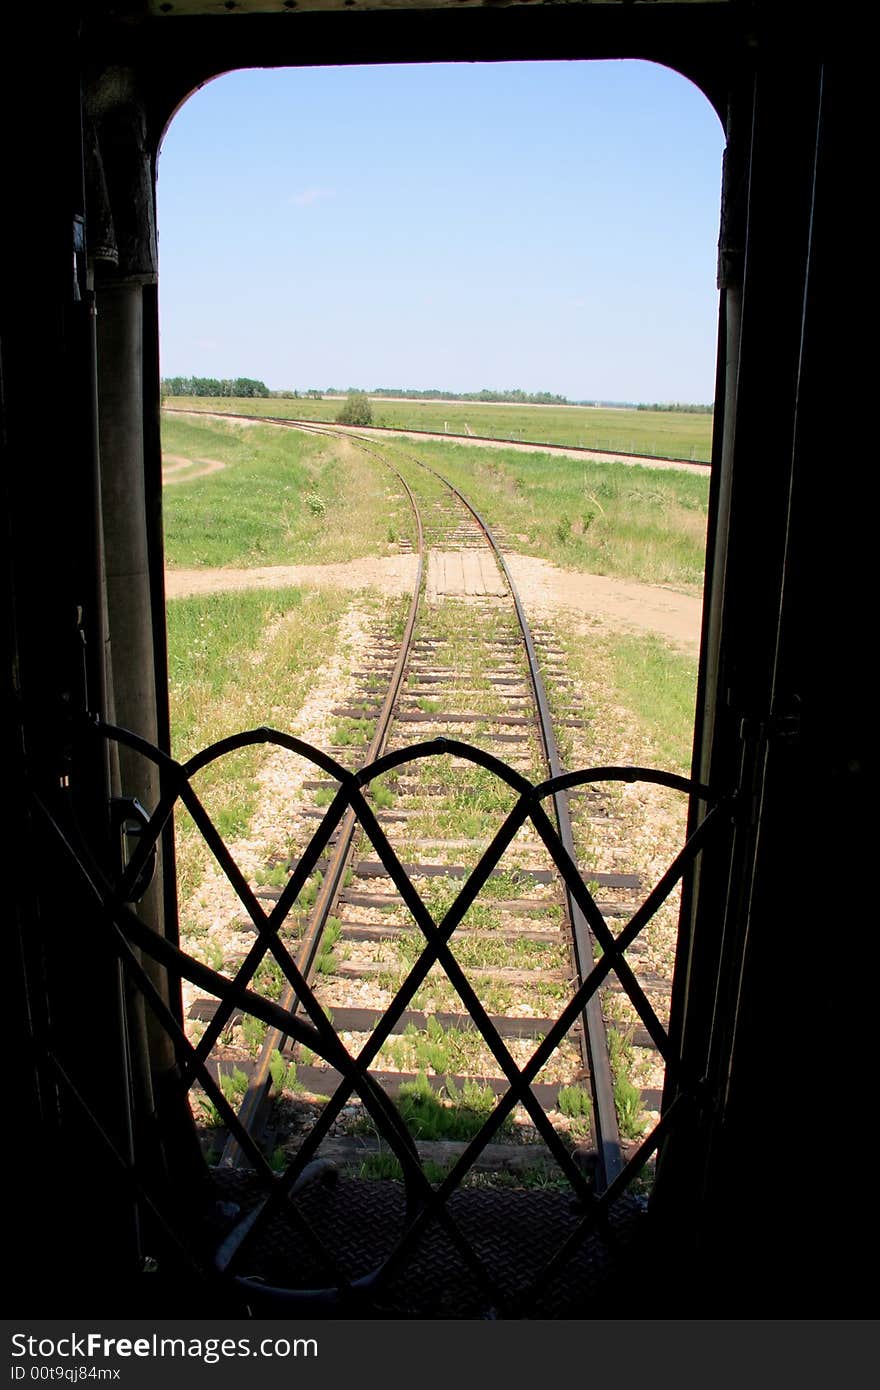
[[219, 459, 425, 1167], [403, 455, 624, 1188]]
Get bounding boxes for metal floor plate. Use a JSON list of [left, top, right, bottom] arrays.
[[200, 1170, 648, 1318]]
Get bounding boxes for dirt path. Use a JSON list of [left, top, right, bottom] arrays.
[[165, 551, 701, 651], [165, 554, 420, 600], [505, 555, 702, 653], [162, 452, 226, 483]]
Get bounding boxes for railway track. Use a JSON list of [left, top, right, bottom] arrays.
[[52, 410, 722, 1312], [183, 421, 673, 1204]]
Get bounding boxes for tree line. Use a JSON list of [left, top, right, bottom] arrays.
[[161, 376, 713, 413], [367, 386, 570, 405], [326, 386, 713, 411], [161, 376, 270, 398], [635, 401, 713, 414]]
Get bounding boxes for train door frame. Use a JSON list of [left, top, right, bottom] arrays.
[[4, 4, 866, 1315]]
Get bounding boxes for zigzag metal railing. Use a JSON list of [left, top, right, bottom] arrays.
[[46, 714, 729, 1313]]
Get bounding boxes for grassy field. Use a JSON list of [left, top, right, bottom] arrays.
[[164, 395, 713, 462], [389, 435, 709, 592], [162, 411, 412, 568], [166, 585, 357, 904], [163, 411, 708, 591]]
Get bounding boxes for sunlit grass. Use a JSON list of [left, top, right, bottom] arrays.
[[166, 585, 351, 901], [162, 408, 708, 592], [162, 411, 411, 568], [390, 438, 709, 592], [166, 394, 713, 461], [605, 632, 699, 772], [556, 626, 698, 774]]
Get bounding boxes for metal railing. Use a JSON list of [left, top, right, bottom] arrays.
[[38, 714, 728, 1313]]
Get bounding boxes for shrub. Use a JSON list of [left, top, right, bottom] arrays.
[[335, 390, 373, 426]]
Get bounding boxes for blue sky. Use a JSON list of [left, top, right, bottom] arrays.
[[157, 61, 724, 404]]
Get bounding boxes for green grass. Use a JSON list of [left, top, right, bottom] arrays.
[[167, 587, 308, 733], [392, 437, 709, 592], [396, 1071, 512, 1142], [359, 1151, 405, 1182], [374, 964, 539, 1020], [219, 1066, 248, 1105], [330, 716, 373, 747], [315, 916, 343, 975], [607, 1026, 646, 1144], [449, 934, 564, 971], [384, 1018, 487, 1076], [166, 586, 352, 902], [240, 1014, 267, 1053], [255, 861, 288, 889], [605, 633, 699, 771], [269, 1049, 298, 1093], [161, 410, 409, 568], [402, 761, 521, 845], [205, 940, 225, 973], [356, 1151, 453, 1184], [613, 1073, 645, 1143], [559, 626, 698, 775], [369, 776, 396, 810], [165, 396, 713, 462], [557, 1084, 592, 1119], [297, 871, 323, 912], [194, 1093, 222, 1131], [163, 405, 708, 593], [255, 959, 284, 1001]]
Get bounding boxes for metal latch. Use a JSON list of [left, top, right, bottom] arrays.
[[110, 796, 157, 903], [738, 698, 801, 747]]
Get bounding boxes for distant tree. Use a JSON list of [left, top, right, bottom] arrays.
[[335, 390, 373, 426], [232, 377, 270, 398]]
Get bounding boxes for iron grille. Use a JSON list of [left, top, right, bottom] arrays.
[[36, 716, 727, 1315]]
